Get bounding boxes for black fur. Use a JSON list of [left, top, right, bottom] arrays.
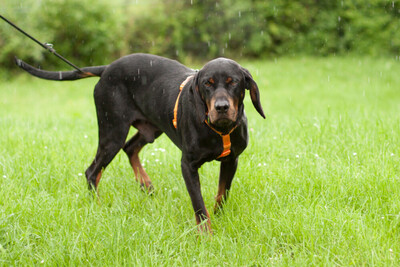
[[16, 53, 265, 231]]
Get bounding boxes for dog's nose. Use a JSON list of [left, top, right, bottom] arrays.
[[215, 99, 230, 113]]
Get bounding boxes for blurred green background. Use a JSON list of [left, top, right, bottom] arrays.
[[1, 0, 399, 70]]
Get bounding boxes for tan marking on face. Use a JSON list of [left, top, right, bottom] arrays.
[[206, 97, 216, 119], [208, 78, 215, 84], [226, 77, 232, 84]]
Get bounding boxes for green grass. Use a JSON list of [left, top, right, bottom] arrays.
[[1, 56, 400, 265]]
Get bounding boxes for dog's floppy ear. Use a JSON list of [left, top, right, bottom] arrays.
[[190, 72, 208, 123], [241, 67, 265, 119]]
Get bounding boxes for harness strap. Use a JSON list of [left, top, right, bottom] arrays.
[[173, 75, 194, 129], [204, 119, 238, 158]]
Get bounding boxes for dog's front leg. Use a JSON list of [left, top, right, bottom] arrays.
[[214, 157, 238, 213], [181, 157, 212, 233]]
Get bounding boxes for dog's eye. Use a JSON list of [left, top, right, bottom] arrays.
[[205, 78, 214, 87], [226, 77, 237, 87], [228, 80, 238, 87]]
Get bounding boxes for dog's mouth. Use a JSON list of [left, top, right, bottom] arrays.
[[212, 117, 234, 127], [208, 114, 236, 131]]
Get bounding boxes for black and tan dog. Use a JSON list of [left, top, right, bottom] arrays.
[[15, 53, 265, 232]]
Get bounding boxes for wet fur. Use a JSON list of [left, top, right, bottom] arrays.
[[15, 53, 265, 232]]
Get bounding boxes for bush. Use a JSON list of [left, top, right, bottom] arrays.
[[0, 0, 44, 70], [37, 0, 125, 67], [1, 0, 124, 70], [1, 0, 399, 71], [124, 0, 400, 60]]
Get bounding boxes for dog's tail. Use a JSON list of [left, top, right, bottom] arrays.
[[15, 57, 107, 81]]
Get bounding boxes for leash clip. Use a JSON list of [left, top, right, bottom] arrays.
[[44, 43, 56, 53]]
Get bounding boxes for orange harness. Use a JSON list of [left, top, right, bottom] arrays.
[[173, 76, 237, 159], [172, 75, 194, 128], [204, 118, 238, 158]]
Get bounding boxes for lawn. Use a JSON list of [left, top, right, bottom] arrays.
[[1, 56, 400, 265]]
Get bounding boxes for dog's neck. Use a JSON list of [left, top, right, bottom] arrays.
[[204, 114, 239, 136]]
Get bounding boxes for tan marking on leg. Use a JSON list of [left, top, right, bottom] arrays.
[[95, 171, 102, 188], [129, 151, 153, 191], [214, 181, 227, 213]]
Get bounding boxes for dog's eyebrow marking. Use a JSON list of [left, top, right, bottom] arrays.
[[226, 77, 232, 83], [208, 78, 215, 84]]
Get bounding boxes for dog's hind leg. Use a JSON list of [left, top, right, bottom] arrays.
[[123, 121, 162, 192], [85, 83, 132, 190], [85, 121, 131, 190]]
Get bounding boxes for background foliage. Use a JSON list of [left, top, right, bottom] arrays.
[[1, 1, 400, 265], [1, 0, 400, 68]]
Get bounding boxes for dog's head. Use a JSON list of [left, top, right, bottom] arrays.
[[192, 58, 265, 130]]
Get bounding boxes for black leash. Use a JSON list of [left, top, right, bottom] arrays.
[[0, 14, 85, 73]]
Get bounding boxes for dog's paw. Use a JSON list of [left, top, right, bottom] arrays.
[[140, 182, 155, 195]]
